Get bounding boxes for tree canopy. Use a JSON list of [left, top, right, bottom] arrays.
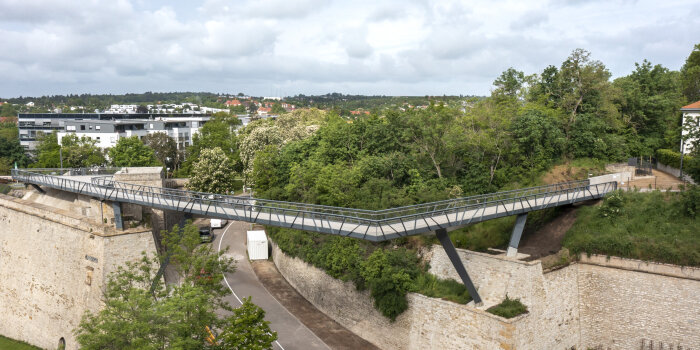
[[75, 222, 276, 350], [143, 133, 179, 170], [187, 147, 237, 194], [108, 136, 160, 167]]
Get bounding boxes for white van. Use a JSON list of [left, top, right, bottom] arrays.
[[210, 219, 228, 229]]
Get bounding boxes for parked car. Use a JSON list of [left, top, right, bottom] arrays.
[[199, 226, 213, 243]]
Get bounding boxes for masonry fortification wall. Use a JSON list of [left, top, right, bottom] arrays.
[[0, 194, 158, 350], [272, 241, 700, 349], [578, 256, 700, 350], [271, 242, 522, 350]]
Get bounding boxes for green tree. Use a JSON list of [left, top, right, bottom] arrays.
[[492, 67, 527, 100], [271, 102, 286, 114], [218, 297, 277, 349], [31, 132, 61, 168], [557, 49, 613, 137], [60, 134, 106, 168], [403, 105, 462, 179], [230, 105, 247, 114], [187, 147, 237, 194], [681, 43, 700, 103], [613, 60, 683, 153], [108, 136, 160, 167], [143, 133, 178, 170], [511, 107, 565, 171], [0, 122, 27, 171], [179, 115, 242, 176], [0, 103, 18, 117], [75, 222, 276, 349]]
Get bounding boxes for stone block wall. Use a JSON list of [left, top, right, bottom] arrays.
[[274, 241, 700, 350], [578, 256, 700, 350], [429, 246, 580, 349], [0, 194, 158, 350], [271, 242, 522, 350]]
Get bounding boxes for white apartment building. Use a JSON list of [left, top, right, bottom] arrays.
[[56, 116, 210, 150], [681, 101, 700, 154]]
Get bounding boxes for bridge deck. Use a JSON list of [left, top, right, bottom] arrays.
[[11, 169, 616, 242]]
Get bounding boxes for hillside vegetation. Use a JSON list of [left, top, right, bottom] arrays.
[[564, 188, 700, 267]]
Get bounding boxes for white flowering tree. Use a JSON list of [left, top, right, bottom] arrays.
[[187, 147, 236, 194], [238, 109, 325, 185]]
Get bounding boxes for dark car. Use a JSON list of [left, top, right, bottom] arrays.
[[199, 226, 213, 243]]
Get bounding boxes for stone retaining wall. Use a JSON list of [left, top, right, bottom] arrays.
[[272, 241, 700, 349], [578, 255, 700, 349], [270, 242, 521, 350], [0, 194, 158, 350]]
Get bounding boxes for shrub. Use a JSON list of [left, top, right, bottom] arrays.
[[656, 149, 693, 169], [360, 248, 421, 321], [677, 185, 700, 218], [413, 273, 471, 304], [486, 296, 528, 318], [599, 190, 625, 218]]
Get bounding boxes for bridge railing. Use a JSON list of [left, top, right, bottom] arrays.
[[17, 167, 123, 176], [11, 169, 617, 239], [90, 175, 598, 219]]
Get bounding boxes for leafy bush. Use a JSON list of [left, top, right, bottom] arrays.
[[486, 296, 528, 318], [267, 227, 471, 321], [677, 185, 700, 218], [599, 190, 625, 218], [656, 149, 693, 169], [413, 273, 472, 304]]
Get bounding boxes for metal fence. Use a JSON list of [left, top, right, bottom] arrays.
[[11, 168, 617, 241]]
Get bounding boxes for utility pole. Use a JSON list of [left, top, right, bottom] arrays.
[[59, 147, 63, 169], [679, 139, 685, 184]]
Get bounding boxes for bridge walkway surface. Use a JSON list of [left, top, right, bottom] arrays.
[[11, 168, 617, 305]]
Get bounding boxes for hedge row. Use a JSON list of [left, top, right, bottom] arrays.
[[656, 149, 694, 169]]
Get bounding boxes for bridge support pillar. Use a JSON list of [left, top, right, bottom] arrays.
[[435, 228, 483, 306], [506, 213, 527, 257], [30, 183, 45, 194], [112, 202, 124, 230]]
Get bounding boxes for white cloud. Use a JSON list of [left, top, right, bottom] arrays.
[[0, 0, 698, 97]]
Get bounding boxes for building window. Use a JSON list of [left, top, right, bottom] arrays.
[[96, 125, 101, 130], [150, 123, 154, 129], [80, 125, 85, 130]]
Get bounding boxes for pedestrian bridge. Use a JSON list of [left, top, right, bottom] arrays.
[[11, 168, 615, 242], [11, 168, 617, 304]]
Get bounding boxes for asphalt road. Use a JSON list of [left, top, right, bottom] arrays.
[[214, 220, 330, 350]]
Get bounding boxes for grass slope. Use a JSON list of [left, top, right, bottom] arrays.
[[563, 188, 700, 267], [0, 335, 42, 350]]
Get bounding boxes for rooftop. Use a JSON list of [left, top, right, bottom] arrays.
[[681, 101, 700, 110]]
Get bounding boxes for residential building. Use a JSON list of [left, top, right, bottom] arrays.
[[18, 113, 208, 151], [681, 101, 700, 154], [57, 116, 209, 150]]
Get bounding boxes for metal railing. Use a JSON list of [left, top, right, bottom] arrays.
[[11, 168, 617, 241]]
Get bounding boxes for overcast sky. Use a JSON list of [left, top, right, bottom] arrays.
[[1, 0, 698, 98]]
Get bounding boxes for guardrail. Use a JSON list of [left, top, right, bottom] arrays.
[[11, 168, 617, 241]]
